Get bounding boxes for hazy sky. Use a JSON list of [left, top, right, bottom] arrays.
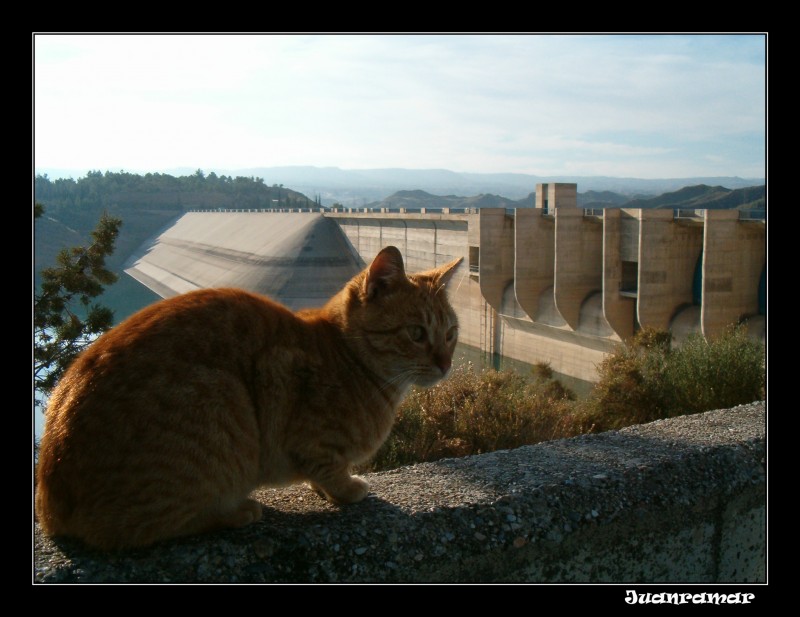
[[33, 34, 767, 179]]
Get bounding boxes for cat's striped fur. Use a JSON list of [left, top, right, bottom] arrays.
[[35, 246, 462, 550]]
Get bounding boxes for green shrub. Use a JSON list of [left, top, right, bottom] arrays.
[[580, 326, 765, 432], [576, 328, 671, 431], [366, 326, 764, 471], [663, 326, 765, 415]]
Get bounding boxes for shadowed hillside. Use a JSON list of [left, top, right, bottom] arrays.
[[366, 190, 529, 210], [34, 170, 317, 321], [360, 183, 765, 213], [578, 190, 634, 208], [624, 184, 766, 211]]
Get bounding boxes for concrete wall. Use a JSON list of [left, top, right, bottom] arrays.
[[34, 402, 765, 583], [494, 316, 617, 382]]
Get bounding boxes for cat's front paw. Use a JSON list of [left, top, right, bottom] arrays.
[[311, 475, 370, 505], [339, 475, 370, 503]]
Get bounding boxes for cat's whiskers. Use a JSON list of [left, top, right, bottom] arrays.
[[380, 369, 415, 392]]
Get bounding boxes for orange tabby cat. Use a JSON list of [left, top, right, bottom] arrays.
[[35, 246, 462, 550]]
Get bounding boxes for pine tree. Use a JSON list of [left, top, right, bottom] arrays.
[[34, 203, 122, 403]]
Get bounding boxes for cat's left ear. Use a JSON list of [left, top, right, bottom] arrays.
[[365, 246, 407, 301]]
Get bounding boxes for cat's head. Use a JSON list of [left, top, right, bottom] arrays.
[[334, 246, 463, 389]]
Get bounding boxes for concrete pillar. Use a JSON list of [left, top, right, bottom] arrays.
[[467, 212, 481, 247], [701, 211, 766, 339], [478, 209, 515, 368], [478, 208, 515, 312], [554, 209, 603, 330], [602, 208, 635, 340], [514, 208, 556, 322], [536, 182, 578, 212], [549, 183, 578, 209], [535, 184, 548, 209], [637, 209, 703, 332]]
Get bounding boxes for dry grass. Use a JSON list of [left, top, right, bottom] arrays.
[[364, 326, 765, 472], [366, 363, 583, 472]]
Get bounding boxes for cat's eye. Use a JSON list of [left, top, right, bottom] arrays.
[[446, 326, 458, 343], [407, 325, 427, 343]]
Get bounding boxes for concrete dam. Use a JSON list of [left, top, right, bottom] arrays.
[[124, 183, 766, 384]]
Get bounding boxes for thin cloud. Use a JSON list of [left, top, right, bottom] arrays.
[[33, 34, 766, 179]]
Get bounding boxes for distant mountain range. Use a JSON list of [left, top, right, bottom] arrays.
[[364, 184, 766, 212], [226, 166, 764, 207], [623, 184, 765, 211], [38, 166, 764, 207]]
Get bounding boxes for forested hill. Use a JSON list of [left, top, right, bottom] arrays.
[[34, 170, 318, 318], [34, 169, 317, 232]]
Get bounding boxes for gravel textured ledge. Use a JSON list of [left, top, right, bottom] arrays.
[[33, 402, 766, 583]]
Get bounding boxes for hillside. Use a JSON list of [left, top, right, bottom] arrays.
[[366, 190, 527, 210], [34, 170, 318, 322], [356, 183, 766, 213], [578, 190, 632, 208], [624, 184, 766, 211]]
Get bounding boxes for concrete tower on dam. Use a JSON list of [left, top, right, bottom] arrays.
[[124, 183, 766, 384]]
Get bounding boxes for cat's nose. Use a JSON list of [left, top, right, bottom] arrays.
[[435, 354, 451, 376]]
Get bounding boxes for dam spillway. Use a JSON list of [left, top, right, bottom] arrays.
[[123, 211, 363, 311], [123, 184, 766, 383]]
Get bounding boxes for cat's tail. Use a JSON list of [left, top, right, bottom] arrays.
[[35, 457, 75, 540], [35, 465, 129, 550]]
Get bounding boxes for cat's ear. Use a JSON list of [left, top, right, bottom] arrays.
[[365, 246, 406, 300], [433, 257, 463, 287], [414, 257, 463, 289]]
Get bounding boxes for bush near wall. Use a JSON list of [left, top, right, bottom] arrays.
[[366, 326, 765, 472], [368, 363, 579, 471], [580, 326, 766, 432]]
